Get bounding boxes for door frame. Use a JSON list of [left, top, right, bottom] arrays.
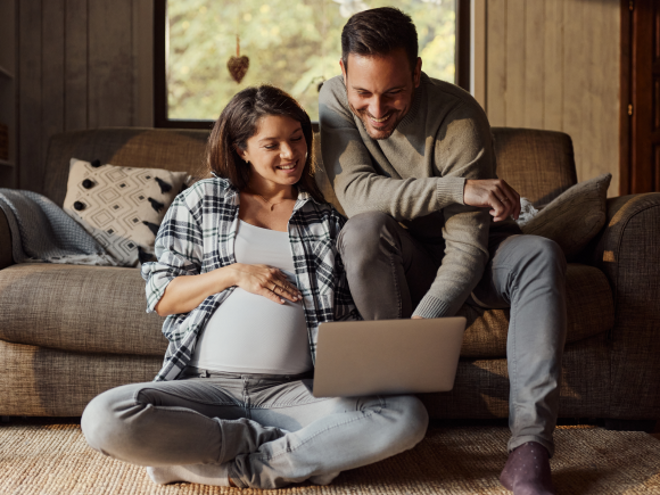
[[620, 0, 659, 195]]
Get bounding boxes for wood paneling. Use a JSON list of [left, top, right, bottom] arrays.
[[543, 0, 563, 131], [41, 0, 65, 190], [484, 0, 621, 196], [486, 0, 507, 126], [505, 0, 526, 126], [470, 0, 487, 107], [524, 1, 544, 130], [16, 0, 154, 193], [133, 0, 154, 128], [64, 0, 89, 131], [88, 1, 133, 128], [18, 0, 43, 192]]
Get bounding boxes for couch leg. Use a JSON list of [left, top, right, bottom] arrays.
[[603, 419, 657, 433]]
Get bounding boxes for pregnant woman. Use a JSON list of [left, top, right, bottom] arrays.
[[81, 85, 428, 489]]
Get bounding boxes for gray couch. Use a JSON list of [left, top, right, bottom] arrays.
[[0, 127, 658, 428]]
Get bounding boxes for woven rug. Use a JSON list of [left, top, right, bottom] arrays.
[[0, 423, 658, 494]]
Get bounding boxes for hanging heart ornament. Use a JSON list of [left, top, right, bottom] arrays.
[[227, 56, 250, 83], [227, 35, 249, 83]]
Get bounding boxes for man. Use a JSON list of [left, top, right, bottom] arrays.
[[319, 7, 566, 495]]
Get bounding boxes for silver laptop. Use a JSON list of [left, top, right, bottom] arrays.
[[312, 317, 466, 398]]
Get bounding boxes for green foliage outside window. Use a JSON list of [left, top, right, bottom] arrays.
[[167, 0, 456, 121]]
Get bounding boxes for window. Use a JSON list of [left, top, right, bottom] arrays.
[[154, 0, 469, 127]]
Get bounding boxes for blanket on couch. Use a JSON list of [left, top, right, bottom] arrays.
[[0, 189, 117, 266]]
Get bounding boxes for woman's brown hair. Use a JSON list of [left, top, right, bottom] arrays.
[[206, 85, 325, 203]]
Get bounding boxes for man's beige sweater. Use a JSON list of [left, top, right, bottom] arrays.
[[319, 73, 516, 318]]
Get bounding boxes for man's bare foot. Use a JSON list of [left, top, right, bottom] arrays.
[[499, 442, 556, 495]]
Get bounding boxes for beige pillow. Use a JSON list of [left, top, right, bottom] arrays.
[[63, 158, 191, 266], [520, 173, 612, 260]]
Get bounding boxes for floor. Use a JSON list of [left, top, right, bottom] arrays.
[[4, 416, 659, 439]]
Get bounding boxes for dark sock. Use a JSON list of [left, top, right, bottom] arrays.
[[499, 442, 556, 495]]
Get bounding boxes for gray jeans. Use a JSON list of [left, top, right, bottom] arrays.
[[81, 368, 428, 489], [337, 212, 567, 456]]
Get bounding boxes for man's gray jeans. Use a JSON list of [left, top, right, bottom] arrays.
[[337, 212, 567, 456], [81, 368, 429, 489]]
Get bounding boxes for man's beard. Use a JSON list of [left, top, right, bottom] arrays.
[[348, 103, 406, 141]]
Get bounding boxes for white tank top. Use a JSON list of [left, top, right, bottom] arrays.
[[190, 220, 312, 375]]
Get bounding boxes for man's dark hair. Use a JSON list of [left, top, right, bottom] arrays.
[[341, 7, 418, 73]]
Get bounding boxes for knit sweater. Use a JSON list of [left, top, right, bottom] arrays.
[[319, 72, 513, 318]]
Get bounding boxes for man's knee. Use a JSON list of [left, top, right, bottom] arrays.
[[515, 235, 567, 281], [529, 236, 566, 277], [337, 212, 400, 261]]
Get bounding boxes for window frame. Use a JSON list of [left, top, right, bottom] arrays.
[[153, 0, 470, 129]]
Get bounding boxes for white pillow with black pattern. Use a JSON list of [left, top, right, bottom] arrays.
[[62, 158, 191, 267]]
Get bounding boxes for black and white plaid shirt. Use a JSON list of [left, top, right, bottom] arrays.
[[141, 177, 360, 381]]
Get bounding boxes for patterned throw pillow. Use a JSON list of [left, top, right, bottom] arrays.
[[62, 158, 191, 266], [519, 173, 612, 261]]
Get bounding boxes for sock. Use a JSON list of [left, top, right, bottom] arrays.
[[147, 463, 231, 487], [499, 442, 556, 495]]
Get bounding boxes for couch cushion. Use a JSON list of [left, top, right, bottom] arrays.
[[0, 264, 167, 356], [459, 263, 614, 358], [0, 339, 163, 417], [0, 262, 613, 361]]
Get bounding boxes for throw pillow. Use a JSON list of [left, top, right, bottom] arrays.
[[62, 158, 191, 266], [519, 173, 612, 261]]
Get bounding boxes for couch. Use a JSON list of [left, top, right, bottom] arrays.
[[0, 127, 658, 428]]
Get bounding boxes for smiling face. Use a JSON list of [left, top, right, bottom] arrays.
[[237, 114, 308, 193], [341, 48, 422, 140]]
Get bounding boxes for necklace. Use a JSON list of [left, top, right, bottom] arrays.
[[246, 189, 294, 211], [255, 193, 285, 211]]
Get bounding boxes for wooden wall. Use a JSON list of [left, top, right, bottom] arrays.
[[16, 0, 153, 192], [479, 0, 621, 195]]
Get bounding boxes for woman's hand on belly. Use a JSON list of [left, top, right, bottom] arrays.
[[155, 263, 302, 316], [228, 263, 302, 305]]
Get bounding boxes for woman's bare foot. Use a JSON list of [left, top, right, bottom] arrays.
[[499, 442, 556, 495]]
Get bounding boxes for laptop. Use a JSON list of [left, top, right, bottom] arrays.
[[312, 317, 466, 398]]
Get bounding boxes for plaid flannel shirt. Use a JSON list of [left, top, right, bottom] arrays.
[[141, 177, 360, 381]]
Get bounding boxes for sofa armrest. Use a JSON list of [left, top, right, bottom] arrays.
[[583, 192, 660, 419], [0, 208, 13, 270]]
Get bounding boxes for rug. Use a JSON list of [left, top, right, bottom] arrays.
[[0, 424, 658, 494]]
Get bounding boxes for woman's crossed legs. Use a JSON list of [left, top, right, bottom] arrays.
[[81, 369, 428, 489]]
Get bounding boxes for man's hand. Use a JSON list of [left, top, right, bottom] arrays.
[[463, 179, 521, 221]]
